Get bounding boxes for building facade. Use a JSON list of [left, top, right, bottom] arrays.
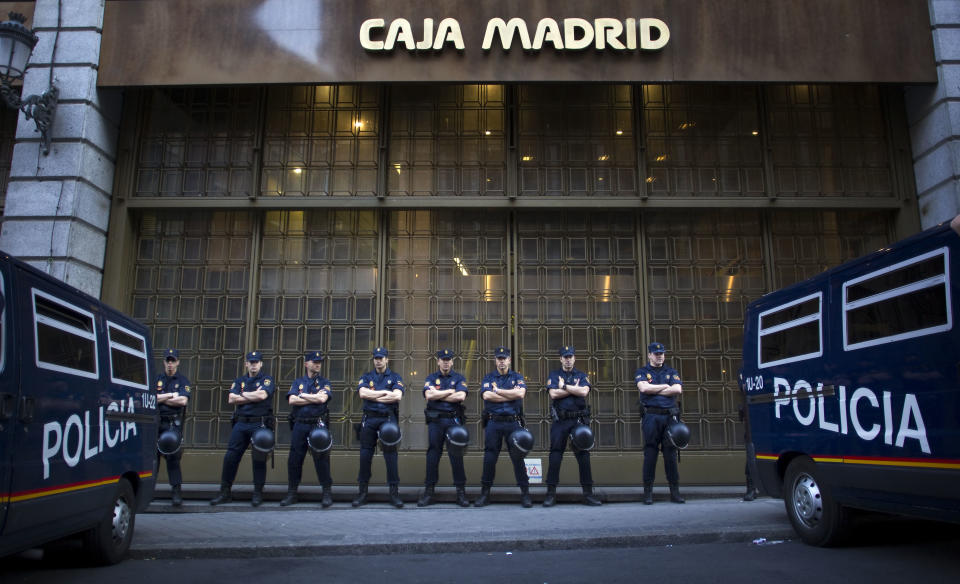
[[0, 0, 954, 486]]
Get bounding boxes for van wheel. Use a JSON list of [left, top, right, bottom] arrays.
[[783, 457, 847, 547], [83, 478, 136, 565]]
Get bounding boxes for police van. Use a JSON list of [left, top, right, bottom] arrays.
[[0, 251, 157, 563], [741, 216, 960, 546]]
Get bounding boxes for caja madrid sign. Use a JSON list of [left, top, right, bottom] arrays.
[[359, 17, 670, 52], [99, 0, 937, 86]]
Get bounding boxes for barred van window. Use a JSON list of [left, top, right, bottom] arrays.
[[844, 249, 951, 350], [757, 292, 822, 368], [34, 293, 98, 377]]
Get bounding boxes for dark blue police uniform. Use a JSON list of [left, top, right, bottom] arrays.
[[219, 364, 275, 494], [287, 372, 333, 491], [155, 366, 190, 490], [634, 361, 682, 486], [356, 364, 404, 486], [422, 361, 468, 489], [479, 367, 529, 490], [545, 365, 593, 489]]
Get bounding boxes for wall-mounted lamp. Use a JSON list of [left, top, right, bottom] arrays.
[[0, 12, 57, 155]]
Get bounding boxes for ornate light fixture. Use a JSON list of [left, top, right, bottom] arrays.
[[0, 12, 57, 154]]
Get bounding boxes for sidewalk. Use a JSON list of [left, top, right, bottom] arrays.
[[132, 485, 795, 559]]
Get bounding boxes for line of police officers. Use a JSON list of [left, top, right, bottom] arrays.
[[154, 342, 691, 507]]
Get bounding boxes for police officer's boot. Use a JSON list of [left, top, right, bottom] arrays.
[[581, 485, 602, 506], [643, 483, 654, 505], [280, 487, 298, 507], [743, 477, 758, 502], [455, 486, 470, 508], [473, 486, 491, 507], [389, 484, 404, 508], [251, 486, 264, 507], [352, 483, 368, 507], [171, 485, 183, 507], [321, 486, 333, 508], [209, 483, 233, 506], [417, 485, 435, 507], [520, 486, 532, 508], [542, 485, 557, 507], [669, 483, 685, 504]]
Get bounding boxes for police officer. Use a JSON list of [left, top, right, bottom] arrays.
[[738, 372, 760, 502], [156, 348, 190, 506], [353, 346, 404, 508], [418, 348, 470, 508], [543, 346, 601, 507], [281, 350, 334, 508], [634, 342, 684, 504], [473, 346, 532, 508], [210, 351, 275, 507]]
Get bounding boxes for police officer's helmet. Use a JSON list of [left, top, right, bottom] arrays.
[[307, 425, 333, 454], [378, 421, 402, 452], [569, 424, 595, 452], [250, 427, 275, 454], [665, 420, 691, 449], [157, 428, 182, 456], [508, 428, 535, 459], [444, 424, 469, 456]]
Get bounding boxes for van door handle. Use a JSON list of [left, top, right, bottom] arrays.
[[18, 396, 33, 424], [0, 392, 14, 420]]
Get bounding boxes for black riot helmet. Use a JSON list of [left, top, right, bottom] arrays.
[[157, 428, 182, 456], [250, 427, 275, 461], [569, 424, 595, 452], [665, 420, 691, 449], [445, 424, 469, 457], [378, 420, 402, 452], [307, 425, 333, 454], [508, 427, 535, 460]]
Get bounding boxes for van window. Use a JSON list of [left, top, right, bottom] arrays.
[[33, 289, 98, 379], [843, 247, 952, 350], [108, 322, 149, 388], [758, 292, 822, 368]]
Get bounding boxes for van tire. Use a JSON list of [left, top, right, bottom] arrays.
[[783, 457, 847, 547], [83, 478, 136, 565]]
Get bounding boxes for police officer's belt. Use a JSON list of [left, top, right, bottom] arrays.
[[425, 409, 458, 420], [295, 417, 323, 425], [364, 411, 391, 418], [556, 408, 589, 420], [237, 415, 270, 423], [644, 407, 678, 415], [160, 414, 182, 423], [490, 414, 517, 422]]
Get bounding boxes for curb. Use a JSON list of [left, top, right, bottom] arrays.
[[130, 525, 796, 560]]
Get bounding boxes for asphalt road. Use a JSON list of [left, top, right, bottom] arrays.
[[3, 520, 959, 584]]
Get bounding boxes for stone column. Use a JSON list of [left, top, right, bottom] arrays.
[[0, 0, 120, 297], [905, 0, 960, 229]]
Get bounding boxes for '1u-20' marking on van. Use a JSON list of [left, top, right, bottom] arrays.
[[41, 397, 141, 479], [772, 376, 929, 454]]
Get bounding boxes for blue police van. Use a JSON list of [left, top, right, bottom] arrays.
[[741, 216, 960, 546], [0, 251, 157, 563]]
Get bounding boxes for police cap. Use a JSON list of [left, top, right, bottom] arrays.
[[648, 342, 666, 354], [304, 350, 324, 362]]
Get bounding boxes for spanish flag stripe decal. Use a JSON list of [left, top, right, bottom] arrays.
[[755, 453, 960, 471], [0, 470, 153, 503]]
